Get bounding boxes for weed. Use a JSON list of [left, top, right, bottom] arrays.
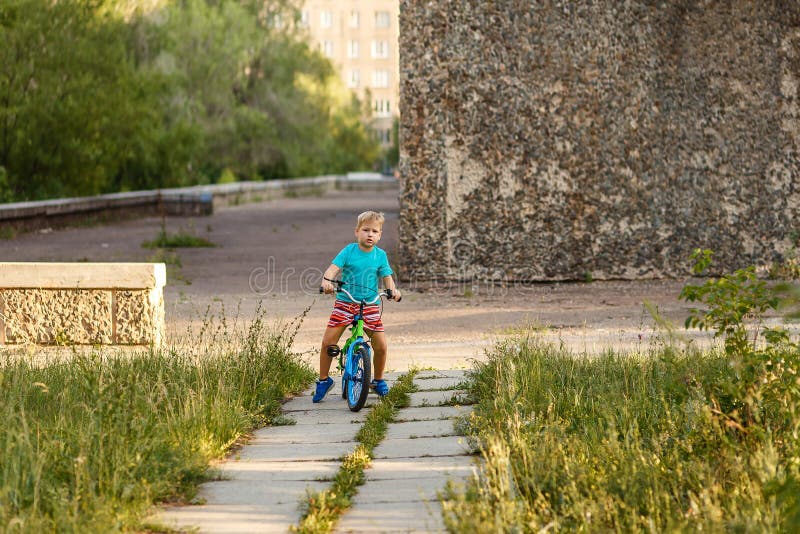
[[681, 248, 782, 356], [147, 249, 190, 285], [148, 249, 182, 267], [270, 414, 297, 426], [438, 393, 474, 407], [495, 316, 549, 336], [0, 226, 17, 240], [142, 221, 215, 249]]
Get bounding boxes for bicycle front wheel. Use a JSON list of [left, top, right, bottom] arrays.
[[347, 344, 371, 412]]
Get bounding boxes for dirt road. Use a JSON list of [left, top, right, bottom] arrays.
[[1, 186, 694, 369]]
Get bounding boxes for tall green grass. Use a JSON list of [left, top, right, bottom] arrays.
[[443, 339, 800, 532], [0, 309, 315, 532]]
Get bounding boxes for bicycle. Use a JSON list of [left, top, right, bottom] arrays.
[[319, 278, 400, 412]]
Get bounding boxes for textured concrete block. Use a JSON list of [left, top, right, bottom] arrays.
[[0, 263, 165, 346], [2, 289, 112, 344], [399, 1, 800, 281]]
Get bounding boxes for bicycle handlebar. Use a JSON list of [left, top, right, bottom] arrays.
[[318, 278, 401, 303]]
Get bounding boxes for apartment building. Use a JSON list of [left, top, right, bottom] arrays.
[[301, 1, 399, 148]]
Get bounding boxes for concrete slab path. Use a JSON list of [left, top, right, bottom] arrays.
[[155, 370, 476, 533], [335, 370, 476, 534]]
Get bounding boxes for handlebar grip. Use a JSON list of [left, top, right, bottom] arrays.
[[385, 289, 402, 302], [319, 287, 323, 294]]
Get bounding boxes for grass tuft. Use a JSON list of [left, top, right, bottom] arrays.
[[142, 229, 215, 249]]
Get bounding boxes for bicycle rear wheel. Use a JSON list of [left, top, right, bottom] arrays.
[[347, 344, 371, 412]]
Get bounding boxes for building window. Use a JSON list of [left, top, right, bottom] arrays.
[[374, 128, 391, 144], [372, 70, 389, 88], [350, 10, 359, 28], [320, 11, 332, 28], [347, 40, 359, 59], [371, 40, 389, 59], [322, 41, 334, 57], [373, 99, 391, 117], [300, 10, 309, 27], [348, 70, 360, 88], [375, 11, 390, 28]]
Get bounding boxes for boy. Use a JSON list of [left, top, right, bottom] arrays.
[[314, 211, 401, 403]]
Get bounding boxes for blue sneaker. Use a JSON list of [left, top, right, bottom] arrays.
[[312, 377, 334, 403], [370, 379, 389, 397]]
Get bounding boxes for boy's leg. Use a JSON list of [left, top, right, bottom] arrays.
[[367, 330, 388, 380], [320, 325, 348, 380]]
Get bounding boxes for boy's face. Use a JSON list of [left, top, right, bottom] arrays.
[[355, 221, 382, 250]]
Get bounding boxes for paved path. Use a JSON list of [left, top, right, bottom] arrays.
[[156, 370, 475, 533]]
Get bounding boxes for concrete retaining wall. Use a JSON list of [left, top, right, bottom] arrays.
[[0, 175, 398, 234], [0, 263, 166, 346], [398, 1, 800, 281]]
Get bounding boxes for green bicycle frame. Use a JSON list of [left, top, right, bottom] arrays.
[[337, 305, 368, 372]]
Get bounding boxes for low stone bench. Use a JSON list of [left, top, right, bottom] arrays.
[[0, 263, 166, 346]]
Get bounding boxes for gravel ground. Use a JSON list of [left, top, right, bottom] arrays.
[[1, 186, 702, 369]]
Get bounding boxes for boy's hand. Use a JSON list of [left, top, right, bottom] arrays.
[[390, 288, 402, 302], [321, 279, 336, 294]]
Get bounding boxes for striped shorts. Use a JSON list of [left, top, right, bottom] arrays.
[[327, 300, 384, 332]]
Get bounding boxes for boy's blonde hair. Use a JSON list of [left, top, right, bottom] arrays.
[[356, 211, 385, 229]]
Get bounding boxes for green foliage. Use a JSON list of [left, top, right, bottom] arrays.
[[217, 168, 237, 184], [0, 166, 12, 202], [0, 309, 315, 531], [679, 249, 799, 433], [0, 0, 378, 202], [0, 0, 165, 199], [680, 248, 783, 356]]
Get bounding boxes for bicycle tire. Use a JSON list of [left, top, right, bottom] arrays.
[[341, 376, 348, 399], [347, 344, 371, 412]]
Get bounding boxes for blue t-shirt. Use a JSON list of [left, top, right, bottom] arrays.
[[332, 243, 393, 303]]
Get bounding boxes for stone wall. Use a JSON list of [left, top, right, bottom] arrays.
[[398, 1, 800, 281], [0, 263, 165, 346]]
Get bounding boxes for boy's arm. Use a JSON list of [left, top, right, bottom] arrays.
[[382, 275, 401, 301], [321, 264, 342, 294]]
